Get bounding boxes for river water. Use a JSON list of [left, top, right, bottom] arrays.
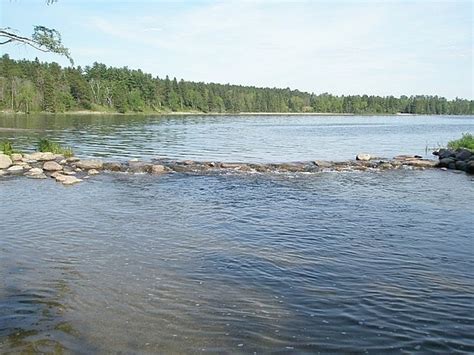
[[0, 115, 473, 353]]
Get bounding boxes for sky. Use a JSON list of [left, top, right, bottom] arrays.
[[1, 0, 473, 99]]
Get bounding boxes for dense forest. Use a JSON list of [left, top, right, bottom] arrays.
[[0, 55, 472, 115]]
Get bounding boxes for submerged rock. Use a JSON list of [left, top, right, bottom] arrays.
[[313, 160, 333, 168], [0, 154, 13, 169], [28, 167, 44, 175], [128, 161, 152, 173], [61, 176, 83, 185]]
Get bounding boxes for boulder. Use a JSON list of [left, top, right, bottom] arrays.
[[7, 165, 24, 174], [11, 153, 22, 161], [43, 161, 63, 171], [128, 161, 152, 173], [75, 159, 103, 170], [466, 161, 474, 174], [23, 152, 56, 161], [0, 154, 12, 169], [25, 172, 47, 179], [313, 160, 333, 168], [437, 149, 456, 160], [61, 176, 83, 185], [103, 162, 123, 171], [455, 149, 472, 161], [151, 164, 166, 174], [455, 160, 467, 171], [356, 153, 371, 161], [88, 169, 99, 175], [438, 157, 455, 168], [406, 159, 437, 168], [28, 167, 44, 175]]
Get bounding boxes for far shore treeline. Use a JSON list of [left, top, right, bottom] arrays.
[[1, 55, 473, 115]]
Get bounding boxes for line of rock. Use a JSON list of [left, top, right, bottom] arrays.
[[0, 151, 453, 186], [433, 148, 474, 174]]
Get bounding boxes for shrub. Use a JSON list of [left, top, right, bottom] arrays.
[[1, 140, 15, 156], [447, 133, 474, 151], [38, 138, 74, 157]]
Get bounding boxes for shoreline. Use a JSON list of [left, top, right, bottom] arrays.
[[1, 110, 471, 117]]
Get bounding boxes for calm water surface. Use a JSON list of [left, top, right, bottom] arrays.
[[0, 115, 473, 353], [1, 114, 473, 161]]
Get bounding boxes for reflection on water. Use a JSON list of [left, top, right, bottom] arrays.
[[0, 114, 473, 162], [1, 170, 473, 353]]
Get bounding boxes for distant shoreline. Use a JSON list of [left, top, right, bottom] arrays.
[[2, 110, 470, 117]]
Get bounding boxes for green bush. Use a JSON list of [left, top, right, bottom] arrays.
[[447, 133, 474, 151], [1, 140, 15, 156], [38, 138, 74, 157]]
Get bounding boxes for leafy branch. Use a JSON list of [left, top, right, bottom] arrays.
[[0, 1, 73, 65]]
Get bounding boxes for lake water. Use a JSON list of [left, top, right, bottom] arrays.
[[1, 114, 473, 162], [1, 114, 473, 353]]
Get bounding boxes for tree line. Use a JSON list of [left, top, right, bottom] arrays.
[[0, 55, 472, 115]]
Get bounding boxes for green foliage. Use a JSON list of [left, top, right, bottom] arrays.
[[31, 26, 73, 65], [0, 55, 472, 115], [38, 138, 74, 157], [447, 133, 474, 151], [1, 140, 15, 155]]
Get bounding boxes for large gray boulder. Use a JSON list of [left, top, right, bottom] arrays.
[[455, 160, 467, 171], [0, 154, 12, 169], [466, 161, 474, 174], [438, 157, 455, 168], [437, 149, 456, 160], [455, 149, 472, 161]]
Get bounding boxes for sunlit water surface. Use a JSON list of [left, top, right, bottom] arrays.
[[0, 115, 473, 353], [1, 114, 473, 162]]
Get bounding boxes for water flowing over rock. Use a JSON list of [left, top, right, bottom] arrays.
[[0, 154, 12, 169]]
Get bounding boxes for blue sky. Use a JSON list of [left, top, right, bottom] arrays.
[[1, 0, 472, 99]]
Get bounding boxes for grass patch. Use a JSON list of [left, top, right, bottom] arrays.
[[447, 133, 474, 151], [38, 138, 74, 157], [1, 140, 16, 156]]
